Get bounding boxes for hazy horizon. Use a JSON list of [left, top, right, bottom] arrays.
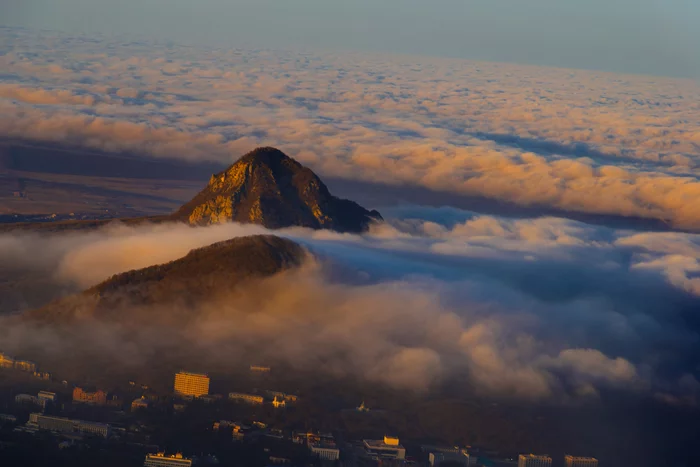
[[3, 0, 700, 79]]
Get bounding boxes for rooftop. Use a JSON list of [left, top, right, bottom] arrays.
[[309, 441, 338, 450], [364, 438, 405, 449], [146, 453, 192, 464]]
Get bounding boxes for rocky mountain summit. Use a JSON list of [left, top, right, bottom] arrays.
[[172, 147, 382, 232], [0, 147, 381, 234]]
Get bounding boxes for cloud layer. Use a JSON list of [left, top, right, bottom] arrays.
[[2, 27, 700, 228], [1, 207, 700, 404], [2, 26, 700, 405]]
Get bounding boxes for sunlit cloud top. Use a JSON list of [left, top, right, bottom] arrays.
[[2, 28, 700, 229]]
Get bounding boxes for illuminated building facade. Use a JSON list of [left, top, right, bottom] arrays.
[[174, 371, 210, 397], [0, 353, 14, 368], [73, 387, 108, 405], [272, 396, 286, 408], [0, 353, 37, 372], [518, 454, 553, 467], [144, 453, 192, 467]]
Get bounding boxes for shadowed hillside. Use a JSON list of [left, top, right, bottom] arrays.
[[24, 235, 306, 322]]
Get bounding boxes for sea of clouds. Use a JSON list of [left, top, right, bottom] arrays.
[[1, 26, 700, 405], [1, 206, 700, 404], [2, 27, 700, 229]]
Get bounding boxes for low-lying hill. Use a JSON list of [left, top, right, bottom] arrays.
[[24, 234, 306, 323]]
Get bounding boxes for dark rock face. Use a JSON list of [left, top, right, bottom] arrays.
[[172, 147, 382, 232], [25, 235, 306, 322]]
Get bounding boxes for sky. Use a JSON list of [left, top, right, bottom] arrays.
[[2, 0, 700, 78]]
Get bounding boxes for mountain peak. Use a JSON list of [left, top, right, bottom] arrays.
[[173, 147, 381, 232], [237, 146, 297, 167]]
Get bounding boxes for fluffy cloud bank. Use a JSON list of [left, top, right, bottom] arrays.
[[1, 207, 699, 403], [2, 27, 700, 228]]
